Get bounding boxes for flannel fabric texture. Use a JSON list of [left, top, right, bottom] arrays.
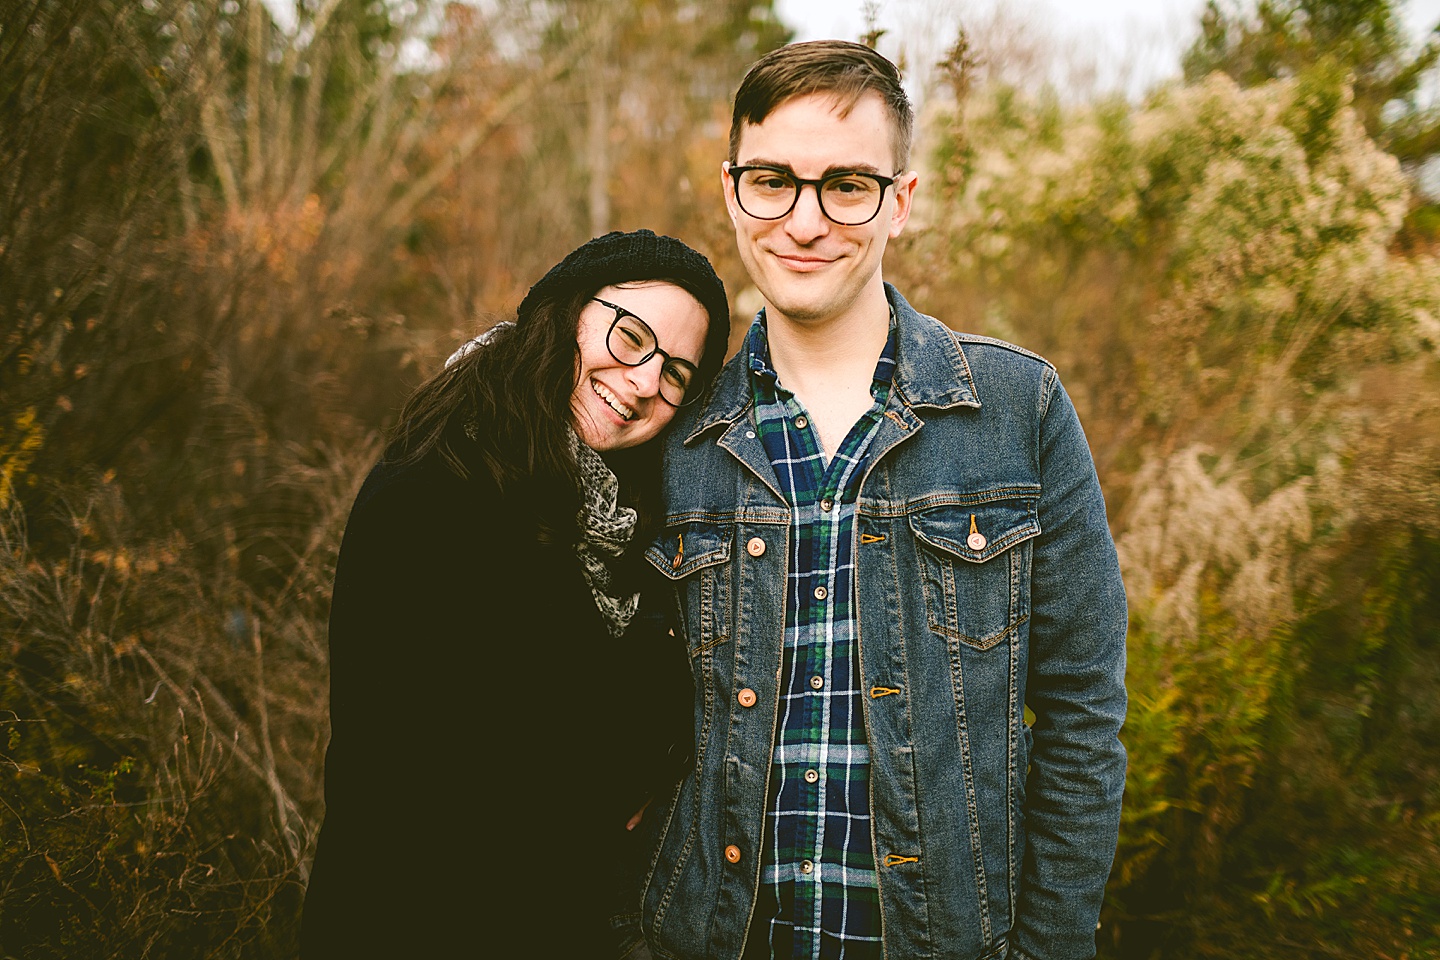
[[743, 312, 897, 960]]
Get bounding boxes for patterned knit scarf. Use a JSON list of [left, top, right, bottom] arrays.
[[570, 429, 640, 638]]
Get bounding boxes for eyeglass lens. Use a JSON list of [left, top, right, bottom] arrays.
[[735, 168, 887, 225], [605, 308, 697, 406]]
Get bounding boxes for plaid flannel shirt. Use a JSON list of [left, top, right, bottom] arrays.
[[743, 312, 897, 960]]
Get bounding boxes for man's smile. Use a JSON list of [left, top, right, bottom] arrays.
[[772, 251, 838, 272]]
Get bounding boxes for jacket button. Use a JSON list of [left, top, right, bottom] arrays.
[[737, 688, 757, 708], [968, 532, 988, 551], [746, 537, 766, 557], [725, 844, 742, 864]]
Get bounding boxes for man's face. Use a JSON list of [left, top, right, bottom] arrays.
[[722, 91, 916, 328]]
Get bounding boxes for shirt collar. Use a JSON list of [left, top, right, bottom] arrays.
[[684, 284, 980, 445]]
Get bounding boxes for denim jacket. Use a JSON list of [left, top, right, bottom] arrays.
[[640, 285, 1127, 960]]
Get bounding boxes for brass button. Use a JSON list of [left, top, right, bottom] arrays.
[[795, 415, 808, 429], [813, 585, 828, 601], [809, 674, 824, 690], [746, 537, 766, 557], [800, 859, 814, 874], [804, 768, 819, 784], [725, 844, 742, 864], [967, 513, 987, 552], [819, 498, 834, 512], [737, 688, 757, 708]]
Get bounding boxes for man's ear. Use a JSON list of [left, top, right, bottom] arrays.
[[888, 170, 918, 239], [721, 161, 740, 226]]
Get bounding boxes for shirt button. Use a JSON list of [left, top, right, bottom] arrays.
[[737, 688, 757, 708], [746, 537, 766, 557], [804, 768, 819, 784], [813, 585, 828, 601], [725, 844, 742, 864], [794, 415, 808, 429], [819, 498, 834, 512], [800, 859, 814, 874], [809, 675, 824, 690]]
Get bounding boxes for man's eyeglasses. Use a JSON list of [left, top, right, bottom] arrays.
[[591, 298, 702, 407], [728, 165, 900, 226]]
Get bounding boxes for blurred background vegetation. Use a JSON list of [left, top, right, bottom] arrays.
[[2, 0, 1437, 956]]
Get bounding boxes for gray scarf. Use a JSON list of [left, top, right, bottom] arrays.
[[570, 429, 640, 638]]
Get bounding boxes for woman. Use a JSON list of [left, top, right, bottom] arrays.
[[300, 230, 729, 958]]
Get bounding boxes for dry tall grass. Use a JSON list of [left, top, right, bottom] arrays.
[[1, 1, 784, 955]]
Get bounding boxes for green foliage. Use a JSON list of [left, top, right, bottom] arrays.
[[1182, 0, 1440, 160], [914, 55, 1440, 958]]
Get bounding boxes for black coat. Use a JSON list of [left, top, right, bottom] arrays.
[[300, 442, 691, 957]]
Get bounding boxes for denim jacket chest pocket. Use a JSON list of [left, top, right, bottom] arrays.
[[644, 522, 733, 655], [908, 492, 1041, 650]]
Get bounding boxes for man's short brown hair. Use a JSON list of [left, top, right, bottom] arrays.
[[729, 40, 915, 171]]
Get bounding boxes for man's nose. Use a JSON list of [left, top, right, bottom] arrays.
[[785, 182, 830, 242]]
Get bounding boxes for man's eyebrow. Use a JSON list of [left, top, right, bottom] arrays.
[[739, 158, 886, 177]]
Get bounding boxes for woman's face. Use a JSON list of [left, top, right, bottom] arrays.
[[571, 281, 709, 452]]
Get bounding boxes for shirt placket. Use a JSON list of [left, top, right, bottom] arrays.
[[786, 397, 828, 936], [747, 313, 895, 960], [810, 457, 850, 947]]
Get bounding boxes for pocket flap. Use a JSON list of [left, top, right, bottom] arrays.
[[645, 523, 732, 580], [908, 498, 1040, 563]]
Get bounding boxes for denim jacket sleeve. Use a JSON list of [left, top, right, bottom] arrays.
[[1010, 368, 1127, 959]]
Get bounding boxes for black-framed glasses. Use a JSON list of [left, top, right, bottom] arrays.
[[591, 298, 702, 407], [729, 164, 900, 226]]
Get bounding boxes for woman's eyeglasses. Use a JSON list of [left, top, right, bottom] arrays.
[[591, 298, 702, 407]]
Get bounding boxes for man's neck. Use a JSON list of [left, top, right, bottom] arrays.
[[764, 281, 891, 459], [765, 282, 890, 396]]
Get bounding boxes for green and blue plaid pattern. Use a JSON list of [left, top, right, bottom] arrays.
[[744, 312, 897, 960]]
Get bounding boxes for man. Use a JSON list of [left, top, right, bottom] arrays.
[[639, 40, 1127, 960]]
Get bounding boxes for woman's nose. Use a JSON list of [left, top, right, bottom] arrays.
[[625, 353, 666, 396]]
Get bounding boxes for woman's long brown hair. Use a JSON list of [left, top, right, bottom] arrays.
[[385, 284, 687, 556]]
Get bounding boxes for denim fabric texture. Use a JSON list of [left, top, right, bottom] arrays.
[[640, 285, 1127, 960]]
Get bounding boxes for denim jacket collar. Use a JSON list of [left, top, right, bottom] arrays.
[[685, 283, 980, 446]]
